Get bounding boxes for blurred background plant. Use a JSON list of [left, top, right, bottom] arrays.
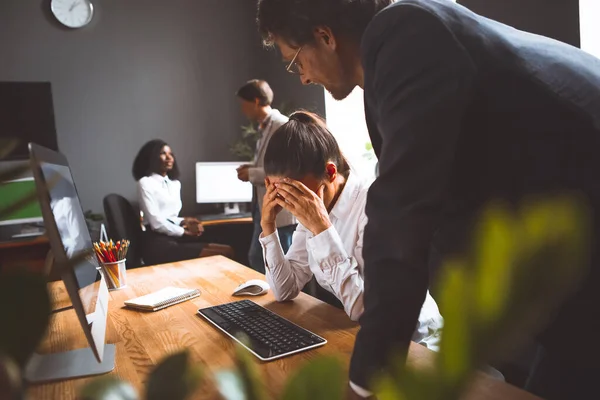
[[84, 209, 105, 242], [0, 139, 589, 400], [362, 141, 375, 162], [229, 101, 299, 161]]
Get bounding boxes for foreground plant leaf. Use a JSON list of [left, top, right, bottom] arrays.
[[232, 336, 267, 400], [80, 376, 138, 400], [281, 356, 345, 400], [0, 354, 23, 400], [0, 273, 51, 368], [146, 351, 203, 400]]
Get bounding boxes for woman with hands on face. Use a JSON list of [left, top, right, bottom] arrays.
[[259, 112, 443, 350]]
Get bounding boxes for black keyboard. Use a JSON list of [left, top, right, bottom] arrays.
[[199, 212, 252, 222], [198, 300, 326, 361]]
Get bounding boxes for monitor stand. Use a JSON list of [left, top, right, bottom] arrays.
[[223, 202, 241, 215], [24, 345, 116, 383], [24, 252, 116, 384]]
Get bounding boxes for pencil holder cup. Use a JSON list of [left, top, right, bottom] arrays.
[[101, 259, 127, 290]]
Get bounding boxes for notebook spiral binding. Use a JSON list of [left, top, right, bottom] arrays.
[[153, 290, 200, 310]]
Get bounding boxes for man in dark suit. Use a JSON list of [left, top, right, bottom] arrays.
[[257, 0, 600, 398], [258, 0, 600, 398]]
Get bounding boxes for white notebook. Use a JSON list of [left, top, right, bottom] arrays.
[[124, 287, 201, 311]]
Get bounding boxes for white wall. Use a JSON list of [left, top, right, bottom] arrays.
[[324, 87, 376, 181], [580, 0, 600, 59]]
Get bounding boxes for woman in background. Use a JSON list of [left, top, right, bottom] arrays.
[[259, 111, 443, 350], [133, 139, 233, 265]]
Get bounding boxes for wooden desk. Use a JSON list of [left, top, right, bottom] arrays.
[[201, 216, 253, 227], [30, 257, 540, 399]]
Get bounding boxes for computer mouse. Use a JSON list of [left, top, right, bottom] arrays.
[[232, 279, 270, 296]]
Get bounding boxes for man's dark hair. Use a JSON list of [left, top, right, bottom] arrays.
[[236, 79, 274, 106], [264, 111, 350, 180], [132, 139, 180, 181], [257, 0, 393, 47]]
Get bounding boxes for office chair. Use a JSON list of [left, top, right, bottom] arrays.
[[102, 193, 143, 269]]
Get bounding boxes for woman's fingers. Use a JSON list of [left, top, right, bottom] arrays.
[[317, 185, 325, 200], [281, 179, 313, 195], [275, 197, 294, 211], [275, 183, 301, 202]]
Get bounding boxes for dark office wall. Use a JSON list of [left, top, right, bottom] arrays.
[[458, 0, 580, 47], [0, 0, 324, 215]]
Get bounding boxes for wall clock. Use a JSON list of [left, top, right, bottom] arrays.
[[51, 0, 94, 29]]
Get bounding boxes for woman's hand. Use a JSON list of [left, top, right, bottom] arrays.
[[261, 178, 283, 236], [274, 178, 332, 236], [182, 217, 204, 236]]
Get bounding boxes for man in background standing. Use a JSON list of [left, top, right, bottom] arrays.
[[236, 79, 296, 273]]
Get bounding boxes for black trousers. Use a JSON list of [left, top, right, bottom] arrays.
[[141, 230, 206, 265]]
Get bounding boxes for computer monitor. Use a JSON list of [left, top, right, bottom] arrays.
[[0, 82, 59, 160], [0, 177, 43, 225], [196, 162, 253, 214], [25, 143, 115, 383]]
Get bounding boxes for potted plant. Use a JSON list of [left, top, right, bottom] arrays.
[[229, 101, 300, 161], [84, 210, 105, 242]]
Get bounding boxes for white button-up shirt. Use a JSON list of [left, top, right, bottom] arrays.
[[137, 173, 185, 237], [259, 172, 444, 350]]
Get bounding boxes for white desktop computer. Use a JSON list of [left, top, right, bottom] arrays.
[[196, 161, 253, 215], [26, 143, 115, 383]]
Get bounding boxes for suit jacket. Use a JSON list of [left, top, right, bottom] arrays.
[[249, 109, 296, 227], [351, 0, 600, 388]]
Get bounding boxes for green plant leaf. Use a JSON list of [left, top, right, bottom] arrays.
[[79, 376, 138, 400], [214, 370, 246, 400], [230, 140, 255, 161], [376, 366, 443, 400], [472, 203, 514, 327], [232, 337, 267, 400], [0, 353, 23, 400], [84, 210, 104, 221], [437, 260, 472, 387], [146, 351, 202, 400], [0, 272, 51, 368], [374, 374, 407, 400], [480, 195, 590, 363], [280, 356, 344, 400]]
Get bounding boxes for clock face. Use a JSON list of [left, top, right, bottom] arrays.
[[51, 0, 94, 29]]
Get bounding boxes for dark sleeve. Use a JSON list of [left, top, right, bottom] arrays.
[[349, 4, 476, 388]]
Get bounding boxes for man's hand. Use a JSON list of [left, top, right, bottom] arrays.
[[236, 164, 251, 182], [274, 178, 332, 236]]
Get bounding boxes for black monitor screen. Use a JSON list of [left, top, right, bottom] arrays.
[[0, 82, 58, 159], [40, 162, 100, 316]]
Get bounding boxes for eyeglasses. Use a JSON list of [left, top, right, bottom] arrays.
[[285, 47, 303, 75]]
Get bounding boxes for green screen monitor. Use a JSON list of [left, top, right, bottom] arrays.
[[0, 177, 44, 225]]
